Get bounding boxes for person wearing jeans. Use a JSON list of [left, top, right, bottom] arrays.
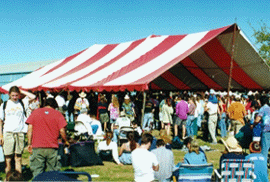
[[219, 112, 227, 138], [142, 97, 154, 131], [186, 97, 196, 137], [254, 96, 270, 159], [186, 115, 195, 137]]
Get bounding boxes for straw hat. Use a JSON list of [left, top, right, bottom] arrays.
[[221, 136, 243, 153], [79, 91, 87, 98]]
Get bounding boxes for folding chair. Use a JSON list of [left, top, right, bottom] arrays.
[[59, 171, 92, 181], [214, 159, 256, 182], [33, 171, 92, 181], [177, 163, 213, 182]]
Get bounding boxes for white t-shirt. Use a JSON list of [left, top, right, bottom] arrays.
[[206, 102, 218, 115], [132, 148, 159, 182], [115, 116, 131, 129], [195, 101, 202, 117], [55, 95, 66, 107], [76, 113, 93, 135], [97, 140, 120, 164], [90, 118, 103, 136], [0, 100, 27, 133]]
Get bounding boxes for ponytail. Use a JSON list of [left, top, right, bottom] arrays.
[[127, 132, 137, 151]]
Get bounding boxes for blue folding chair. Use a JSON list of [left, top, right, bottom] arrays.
[[214, 159, 256, 182], [33, 171, 92, 181], [177, 163, 213, 182]]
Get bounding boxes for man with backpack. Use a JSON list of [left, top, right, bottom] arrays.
[[0, 86, 35, 174]]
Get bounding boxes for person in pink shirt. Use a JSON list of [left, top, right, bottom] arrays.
[[174, 94, 189, 139], [108, 94, 119, 131]]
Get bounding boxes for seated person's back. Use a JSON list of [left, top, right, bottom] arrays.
[[97, 131, 122, 165], [183, 140, 207, 164], [246, 141, 268, 182], [119, 132, 139, 165]]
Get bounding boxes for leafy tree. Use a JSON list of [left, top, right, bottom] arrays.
[[250, 22, 270, 65]]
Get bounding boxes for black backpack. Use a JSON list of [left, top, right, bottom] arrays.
[[2, 100, 26, 122]]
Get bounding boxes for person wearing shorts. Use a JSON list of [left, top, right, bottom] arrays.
[[162, 98, 173, 136], [174, 94, 189, 139], [98, 95, 109, 131], [108, 94, 119, 131], [0, 86, 35, 174]]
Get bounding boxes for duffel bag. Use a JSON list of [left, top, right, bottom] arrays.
[[69, 141, 103, 167]]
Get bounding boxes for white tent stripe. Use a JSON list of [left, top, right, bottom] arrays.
[[71, 35, 169, 86], [2, 59, 65, 90], [23, 44, 106, 89], [43, 41, 134, 88], [105, 30, 209, 86]]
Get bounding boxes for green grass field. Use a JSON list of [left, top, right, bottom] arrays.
[[0, 131, 269, 181]]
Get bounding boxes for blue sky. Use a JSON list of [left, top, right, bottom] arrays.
[[0, 0, 269, 65]]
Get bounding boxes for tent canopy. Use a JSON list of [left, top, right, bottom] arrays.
[[3, 24, 270, 92], [0, 87, 8, 94]]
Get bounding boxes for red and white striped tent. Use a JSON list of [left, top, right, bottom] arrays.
[[3, 24, 270, 92], [0, 87, 8, 94]]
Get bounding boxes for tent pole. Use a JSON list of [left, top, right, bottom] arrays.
[[141, 92, 146, 128], [38, 91, 42, 107], [227, 23, 237, 99]]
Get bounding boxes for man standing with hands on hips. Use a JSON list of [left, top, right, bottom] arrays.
[[26, 98, 69, 178]]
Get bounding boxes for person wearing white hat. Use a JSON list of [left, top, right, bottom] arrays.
[[122, 95, 136, 122], [209, 89, 216, 95], [74, 91, 89, 116], [205, 90, 219, 144]]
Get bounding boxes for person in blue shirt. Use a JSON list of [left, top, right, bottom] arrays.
[[183, 140, 207, 164], [254, 96, 270, 159], [246, 141, 269, 182]]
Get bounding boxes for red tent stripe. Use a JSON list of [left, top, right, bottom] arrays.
[[0, 87, 8, 94], [44, 44, 118, 84], [132, 25, 231, 86], [202, 38, 263, 90], [161, 71, 191, 90], [181, 57, 223, 90], [91, 35, 186, 86], [42, 49, 87, 76], [63, 38, 146, 87], [149, 82, 162, 90]]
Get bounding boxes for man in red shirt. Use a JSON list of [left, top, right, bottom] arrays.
[[26, 98, 69, 177]]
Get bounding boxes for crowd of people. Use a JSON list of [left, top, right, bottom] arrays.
[[0, 85, 269, 181]]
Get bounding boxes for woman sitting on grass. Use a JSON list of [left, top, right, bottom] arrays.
[[118, 131, 139, 165], [183, 140, 207, 164], [97, 131, 123, 165]]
